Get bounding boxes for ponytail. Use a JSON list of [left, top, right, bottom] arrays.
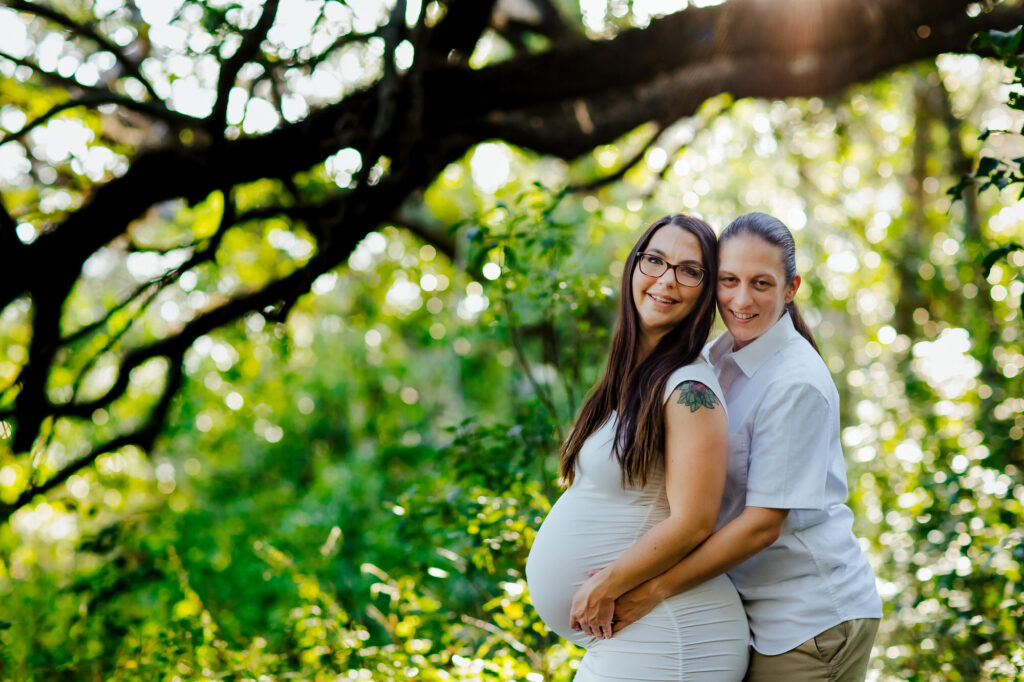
[[785, 301, 820, 354]]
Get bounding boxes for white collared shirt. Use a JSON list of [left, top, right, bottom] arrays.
[[705, 312, 882, 655]]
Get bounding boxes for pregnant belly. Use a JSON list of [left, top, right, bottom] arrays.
[[525, 489, 665, 644]]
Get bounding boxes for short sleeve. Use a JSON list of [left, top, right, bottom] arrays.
[[745, 382, 830, 510], [663, 360, 727, 415]]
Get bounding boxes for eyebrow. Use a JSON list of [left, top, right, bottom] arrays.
[[719, 269, 777, 280], [645, 249, 702, 266]]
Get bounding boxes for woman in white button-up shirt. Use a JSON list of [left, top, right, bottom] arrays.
[[610, 213, 882, 681]]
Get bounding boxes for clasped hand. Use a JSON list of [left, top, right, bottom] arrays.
[[570, 569, 661, 639], [569, 570, 615, 639]]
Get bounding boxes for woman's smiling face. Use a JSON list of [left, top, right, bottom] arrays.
[[631, 225, 704, 346], [717, 234, 800, 350]]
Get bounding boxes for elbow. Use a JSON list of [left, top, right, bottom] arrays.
[[743, 507, 785, 551], [686, 512, 717, 547], [695, 513, 717, 543], [756, 523, 782, 549], [666, 513, 716, 552]]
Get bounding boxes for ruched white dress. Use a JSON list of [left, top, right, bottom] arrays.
[[526, 361, 748, 681]]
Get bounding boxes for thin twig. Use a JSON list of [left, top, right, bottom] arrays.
[[502, 291, 563, 443], [567, 122, 666, 193], [5, 0, 161, 101], [210, 0, 281, 129], [0, 349, 185, 524], [0, 92, 198, 146]]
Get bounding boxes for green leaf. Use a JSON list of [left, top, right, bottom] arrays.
[[977, 156, 1001, 175], [972, 26, 1023, 58], [947, 176, 975, 200], [980, 242, 1024, 276]]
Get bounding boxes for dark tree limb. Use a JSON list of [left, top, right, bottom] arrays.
[[6, 0, 1020, 316], [45, 168, 422, 426], [427, 0, 501, 64], [357, 0, 408, 193], [5, 0, 1024, 521], [0, 192, 20, 263], [11, 276, 76, 452]]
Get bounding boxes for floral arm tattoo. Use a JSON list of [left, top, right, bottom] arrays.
[[674, 381, 720, 413]]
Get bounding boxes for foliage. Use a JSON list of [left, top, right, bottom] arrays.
[[950, 28, 1024, 200], [2, 3, 1024, 682], [1, 180, 614, 680], [949, 26, 1024, 324]]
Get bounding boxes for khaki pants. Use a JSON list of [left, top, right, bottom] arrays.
[[744, 618, 880, 682]]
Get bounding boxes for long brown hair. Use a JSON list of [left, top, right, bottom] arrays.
[[718, 212, 820, 353], [559, 215, 718, 488]]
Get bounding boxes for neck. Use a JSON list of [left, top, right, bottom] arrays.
[[637, 331, 662, 365]]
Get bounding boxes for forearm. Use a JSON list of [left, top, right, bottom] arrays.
[[598, 514, 713, 599], [645, 506, 784, 600]]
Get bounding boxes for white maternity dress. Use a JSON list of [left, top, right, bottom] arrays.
[[526, 360, 748, 681]]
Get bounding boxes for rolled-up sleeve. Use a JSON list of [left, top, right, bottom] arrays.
[[745, 382, 831, 510]]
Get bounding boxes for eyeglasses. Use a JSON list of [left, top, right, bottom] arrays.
[[636, 252, 705, 287]]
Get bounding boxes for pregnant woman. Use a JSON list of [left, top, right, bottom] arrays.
[[526, 214, 748, 680]]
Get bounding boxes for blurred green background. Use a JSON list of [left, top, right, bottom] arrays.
[[0, 1, 1022, 680]]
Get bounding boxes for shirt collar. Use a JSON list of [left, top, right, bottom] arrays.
[[707, 311, 797, 377]]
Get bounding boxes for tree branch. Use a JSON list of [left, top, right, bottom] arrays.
[[8, 0, 1019, 316], [60, 234, 211, 348], [3, 0, 161, 101], [0, 348, 185, 525], [568, 122, 667, 193], [287, 28, 383, 73], [54, 261, 319, 421], [11, 275, 77, 452], [493, 0, 574, 46], [0, 191, 21, 263], [427, 0, 500, 64], [209, 0, 281, 130], [0, 92, 199, 146], [6, 0, 1024, 519], [0, 49, 100, 93]]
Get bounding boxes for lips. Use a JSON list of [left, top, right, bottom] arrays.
[[731, 310, 757, 320], [648, 293, 677, 305]]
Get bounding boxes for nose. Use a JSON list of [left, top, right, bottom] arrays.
[[732, 283, 753, 307], [657, 268, 677, 286]]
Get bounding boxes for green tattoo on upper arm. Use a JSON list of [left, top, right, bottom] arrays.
[[674, 380, 720, 412]]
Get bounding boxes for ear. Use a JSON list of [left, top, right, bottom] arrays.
[[784, 274, 801, 303]]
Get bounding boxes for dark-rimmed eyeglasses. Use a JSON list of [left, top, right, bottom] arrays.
[[636, 252, 705, 287]]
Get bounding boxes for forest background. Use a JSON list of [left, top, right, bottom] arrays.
[[0, 0, 1022, 680]]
